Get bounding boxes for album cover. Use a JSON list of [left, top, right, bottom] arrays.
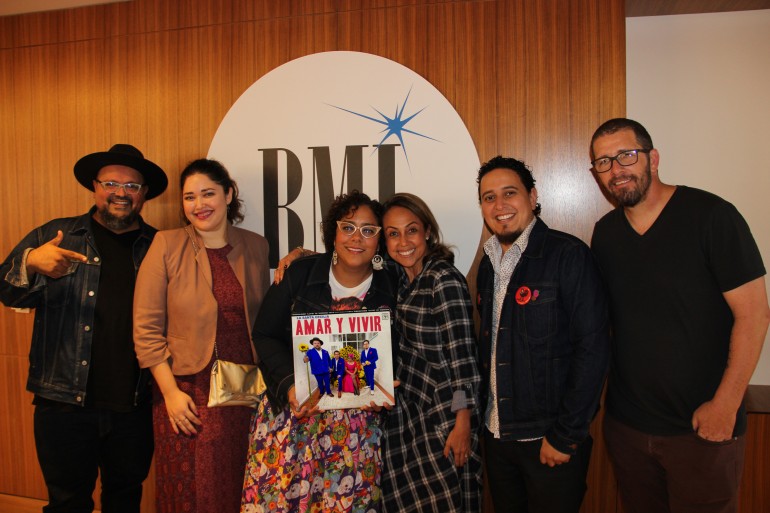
[[291, 309, 395, 410]]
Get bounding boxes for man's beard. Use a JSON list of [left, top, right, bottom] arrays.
[[97, 197, 139, 231], [496, 230, 523, 247], [609, 161, 652, 207], [483, 220, 523, 248]]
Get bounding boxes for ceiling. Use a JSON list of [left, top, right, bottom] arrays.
[[1, 0, 770, 20], [626, 0, 770, 16], [0, 0, 128, 17]]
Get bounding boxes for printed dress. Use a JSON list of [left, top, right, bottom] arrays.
[[242, 294, 383, 513], [153, 245, 254, 513]]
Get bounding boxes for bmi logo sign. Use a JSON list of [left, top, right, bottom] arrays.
[[209, 51, 480, 274]]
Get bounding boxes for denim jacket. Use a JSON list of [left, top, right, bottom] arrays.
[[0, 207, 156, 406], [252, 252, 396, 411], [476, 218, 610, 454]]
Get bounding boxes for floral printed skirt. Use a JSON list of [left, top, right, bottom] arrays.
[[241, 395, 383, 513]]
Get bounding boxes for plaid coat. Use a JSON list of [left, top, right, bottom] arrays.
[[382, 258, 483, 512]]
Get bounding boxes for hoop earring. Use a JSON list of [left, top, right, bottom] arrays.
[[332, 250, 338, 265], [372, 253, 383, 271]]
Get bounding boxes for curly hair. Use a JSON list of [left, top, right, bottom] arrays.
[[381, 192, 455, 264], [320, 190, 383, 252], [476, 155, 542, 216], [180, 158, 245, 225]]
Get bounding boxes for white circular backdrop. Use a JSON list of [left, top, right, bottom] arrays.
[[209, 51, 481, 274]]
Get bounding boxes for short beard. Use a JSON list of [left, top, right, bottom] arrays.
[[483, 221, 523, 247], [496, 230, 523, 247], [97, 198, 139, 231], [610, 161, 652, 207]]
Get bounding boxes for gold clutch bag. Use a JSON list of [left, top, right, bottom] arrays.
[[207, 359, 266, 408]]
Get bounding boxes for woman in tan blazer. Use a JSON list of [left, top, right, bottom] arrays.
[[133, 159, 269, 513]]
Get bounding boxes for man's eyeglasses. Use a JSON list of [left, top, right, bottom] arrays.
[[95, 180, 145, 195], [591, 149, 651, 173], [336, 221, 382, 239]]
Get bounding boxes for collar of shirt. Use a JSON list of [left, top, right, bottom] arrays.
[[484, 216, 537, 317], [483, 216, 537, 274], [483, 216, 537, 437]]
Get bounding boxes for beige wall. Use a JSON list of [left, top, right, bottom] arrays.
[[627, 9, 770, 384]]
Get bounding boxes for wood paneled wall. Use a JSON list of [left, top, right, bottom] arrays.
[[0, 0, 630, 511]]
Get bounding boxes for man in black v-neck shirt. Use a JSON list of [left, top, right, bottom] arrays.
[[589, 118, 769, 513], [0, 144, 167, 513]]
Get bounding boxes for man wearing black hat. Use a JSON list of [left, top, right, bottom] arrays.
[[0, 144, 168, 513]]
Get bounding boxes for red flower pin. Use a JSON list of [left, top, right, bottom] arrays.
[[515, 286, 532, 305]]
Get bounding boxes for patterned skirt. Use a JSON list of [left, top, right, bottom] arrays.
[[241, 395, 383, 513]]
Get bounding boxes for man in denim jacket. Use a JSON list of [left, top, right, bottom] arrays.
[[475, 156, 610, 513], [0, 144, 167, 513]]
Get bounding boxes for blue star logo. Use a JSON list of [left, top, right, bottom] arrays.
[[327, 86, 439, 168]]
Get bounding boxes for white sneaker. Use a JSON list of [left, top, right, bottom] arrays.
[[370, 390, 375, 395]]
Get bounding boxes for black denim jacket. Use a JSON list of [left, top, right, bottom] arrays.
[[252, 252, 396, 410], [0, 207, 156, 406], [476, 218, 610, 454]]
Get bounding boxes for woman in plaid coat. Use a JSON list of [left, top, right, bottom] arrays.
[[380, 193, 483, 512]]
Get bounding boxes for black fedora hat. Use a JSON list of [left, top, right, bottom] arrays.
[[74, 144, 168, 200]]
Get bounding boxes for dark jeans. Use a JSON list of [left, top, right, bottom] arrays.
[[484, 429, 592, 513], [33, 398, 154, 513], [603, 413, 746, 513]]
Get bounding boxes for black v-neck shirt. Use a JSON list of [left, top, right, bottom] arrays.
[[592, 186, 765, 436]]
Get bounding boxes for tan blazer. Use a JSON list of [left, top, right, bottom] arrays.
[[133, 224, 270, 375]]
